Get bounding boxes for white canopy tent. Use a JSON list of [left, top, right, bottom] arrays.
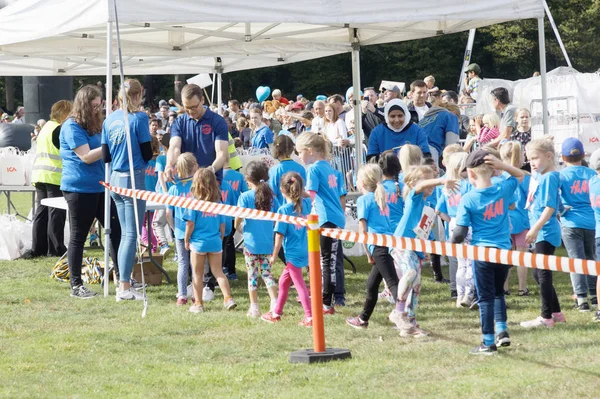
[[0, 0, 550, 297]]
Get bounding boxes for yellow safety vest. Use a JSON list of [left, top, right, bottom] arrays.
[[31, 120, 62, 186], [228, 133, 242, 171]]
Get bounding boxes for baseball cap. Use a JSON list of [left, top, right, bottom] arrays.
[[561, 137, 584, 157], [158, 99, 168, 107], [465, 63, 481, 75], [291, 101, 305, 111], [463, 149, 490, 171], [589, 149, 600, 171], [383, 84, 400, 94]]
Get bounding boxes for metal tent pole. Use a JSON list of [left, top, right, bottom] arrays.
[[538, 17, 549, 135], [351, 29, 364, 168], [103, 21, 113, 297]]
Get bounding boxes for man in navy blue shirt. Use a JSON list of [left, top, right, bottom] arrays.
[[165, 84, 229, 181]]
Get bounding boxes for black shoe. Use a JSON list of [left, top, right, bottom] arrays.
[[469, 296, 479, 311], [435, 278, 450, 284], [573, 301, 591, 312], [591, 296, 598, 306], [504, 290, 510, 296], [451, 290, 458, 299], [517, 288, 530, 296], [496, 331, 511, 347], [70, 285, 97, 299], [470, 342, 497, 355], [593, 310, 600, 323]]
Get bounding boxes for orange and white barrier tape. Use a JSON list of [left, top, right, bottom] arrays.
[[321, 228, 600, 277], [100, 182, 311, 228], [101, 182, 600, 276]]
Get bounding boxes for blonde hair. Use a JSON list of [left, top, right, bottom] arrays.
[[176, 152, 198, 179], [442, 143, 465, 165], [526, 137, 555, 163], [236, 117, 248, 130], [295, 132, 332, 158], [445, 152, 468, 181], [470, 163, 494, 178], [399, 144, 423, 173], [424, 75, 435, 84], [357, 164, 387, 212], [50, 100, 73, 124], [482, 113, 500, 129], [191, 168, 221, 203], [500, 141, 524, 169], [118, 78, 143, 113], [403, 165, 434, 199], [481, 145, 501, 160]]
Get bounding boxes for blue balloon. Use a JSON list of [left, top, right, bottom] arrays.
[[316, 95, 327, 101], [256, 86, 271, 102]]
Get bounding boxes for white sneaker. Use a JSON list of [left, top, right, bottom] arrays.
[[202, 286, 215, 302], [116, 287, 146, 302], [388, 309, 404, 327], [461, 295, 473, 308], [224, 298, 237, 311], [247, 307, 261, 318], [189, 304, 204, 314], [456, 296, 463, 308], [159, 245, 172, 257]]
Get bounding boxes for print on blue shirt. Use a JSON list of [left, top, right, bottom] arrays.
[[274, 197, 312, 267], [268, 159, 306, 205], [238, 190, 280, 254], [383, 179, 404, 228], [167, 178, 194, 240], [527, 171, 561, 247], [589, 175, 600, 238], [559, 165, 596, 230], [305, 160, 345, 228], [183, 208, 225, 254], [101, 110, 152, 172], [357, 192, 393, 254]]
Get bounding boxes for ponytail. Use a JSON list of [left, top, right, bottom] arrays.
[[357, 164, 387, 213], [245, 161, 273, 211], [280, 172, 306, 214], [374, 182, 387, 212]]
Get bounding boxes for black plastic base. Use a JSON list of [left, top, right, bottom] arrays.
[[289, 348, 352, 364]]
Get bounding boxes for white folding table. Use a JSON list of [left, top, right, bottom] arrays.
[[1, 184, 36, 221]]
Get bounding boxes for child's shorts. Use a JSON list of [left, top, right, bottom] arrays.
[[511, 230, 529, 249]]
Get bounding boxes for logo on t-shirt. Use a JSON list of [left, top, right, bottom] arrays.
[[448, 193, 462, 207], [328, 174, 337, 189], [145, 164, 155, 176], [202, 124, 212, 135], [108, 119, 126, 145], [570, 179, 589, 195], [221, 190, 228, 203], [386, 192, 399, 204], [227, 180, 240, 192], [590, 193, 600, 209], [483, 198, 504, 221]]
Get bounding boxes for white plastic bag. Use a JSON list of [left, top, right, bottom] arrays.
[[0, 214, 30, 260], [341, 214, 366, 257], [0, 147, 26, 186], [22, 149, 36, 186]]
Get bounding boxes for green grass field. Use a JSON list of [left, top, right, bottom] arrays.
[[1, 193, 599, 398]]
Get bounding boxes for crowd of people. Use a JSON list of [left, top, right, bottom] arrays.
[[25, 64, 600, 356]]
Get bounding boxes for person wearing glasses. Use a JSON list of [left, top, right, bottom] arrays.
[[60, 85, 121, 299]]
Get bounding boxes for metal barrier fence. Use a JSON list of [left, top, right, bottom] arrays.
[[331, 144, 366, 192]]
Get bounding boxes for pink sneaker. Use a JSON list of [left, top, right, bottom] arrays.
[[552, 312, 566, 324], [176, 297, 187, 306], [323, 306, 336, 315], [261, 311, 281, 323], [520, 316, 554, 329], [298, 317, 313, 328]]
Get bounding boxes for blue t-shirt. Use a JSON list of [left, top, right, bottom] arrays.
[[223, 168, 248, 197], [383, 179, 404, 229], [154, 154, 172, 193], [183, 208, 225, 253], [170, 108, 229, 180], [394, 189, 428, 259], [559, 165, 596, 230], [274, 197, 311, 267], [528, 171, 561, 247], [306, 160, 345, 228], [367, 123, 430, 157], [455, 177, 518, 250], [220, 179, 238, 237], [334, 169, 348, 197], [589, 175, 600, 238], [59, 118, 104, 193], [436, 179, 472, 219], [499, 171, 531, 235], [167, 178, 193, 240], [357, 192, 393, 254], [238, 190, 280, 254], [418, 109, 460, 155], [268, 159, 306, 205], [145, 158, 157, 193], [101, 110, 151, 172], [250, 125, 274, 149]]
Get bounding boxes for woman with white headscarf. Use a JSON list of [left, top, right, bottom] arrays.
[[366, 99, 430, 161]]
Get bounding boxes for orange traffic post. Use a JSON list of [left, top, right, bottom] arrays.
[[290, 214, 351, 364]]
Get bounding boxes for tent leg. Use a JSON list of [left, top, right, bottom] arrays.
[[538, 17, 549, 136], [104, 21, 113, 297], [351, 38, 363, 169], [217, 73, 223, 116]]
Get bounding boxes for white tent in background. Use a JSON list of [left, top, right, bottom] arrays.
[[0, 0, 551, 296]]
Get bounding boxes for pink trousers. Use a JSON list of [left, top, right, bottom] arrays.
[[274, 263, 312, 318]]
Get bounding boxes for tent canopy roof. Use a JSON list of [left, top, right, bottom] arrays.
[[0, 0, 544, 76]]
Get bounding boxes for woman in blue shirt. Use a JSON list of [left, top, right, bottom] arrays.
[[101, 79, 153, 302], [60, 85, 122, 299]]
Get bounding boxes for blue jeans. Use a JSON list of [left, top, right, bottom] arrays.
[[472, 260, 509, 340], [562, 227, 597, 297], [175, 238, 191, 298], [110, 169, 146, 283]]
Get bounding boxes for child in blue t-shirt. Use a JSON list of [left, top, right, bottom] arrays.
[[152, 135, 173, 257], [587, 149, 600, 322], [436, 152, 476, 308], [219, 179, 238, 279], [184, 168, 237, 314], [223, 162, 249, 278], [333, 167, 348, 306], [558, 138, 597, 310], [394, 165, 459, 338], [235, 161, 280, 318], [166, 153, 197, 305], [499, 141, 531, 297], [261, 172, 313, 327], [379, 151, 404, 230], [268, 135, 306, 205], [295, 132, 345, 314], [346, 165, 403, 330], [520, 138, 566, 329], [452, 149, 524, 355], [422, 157, 448, 284]]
